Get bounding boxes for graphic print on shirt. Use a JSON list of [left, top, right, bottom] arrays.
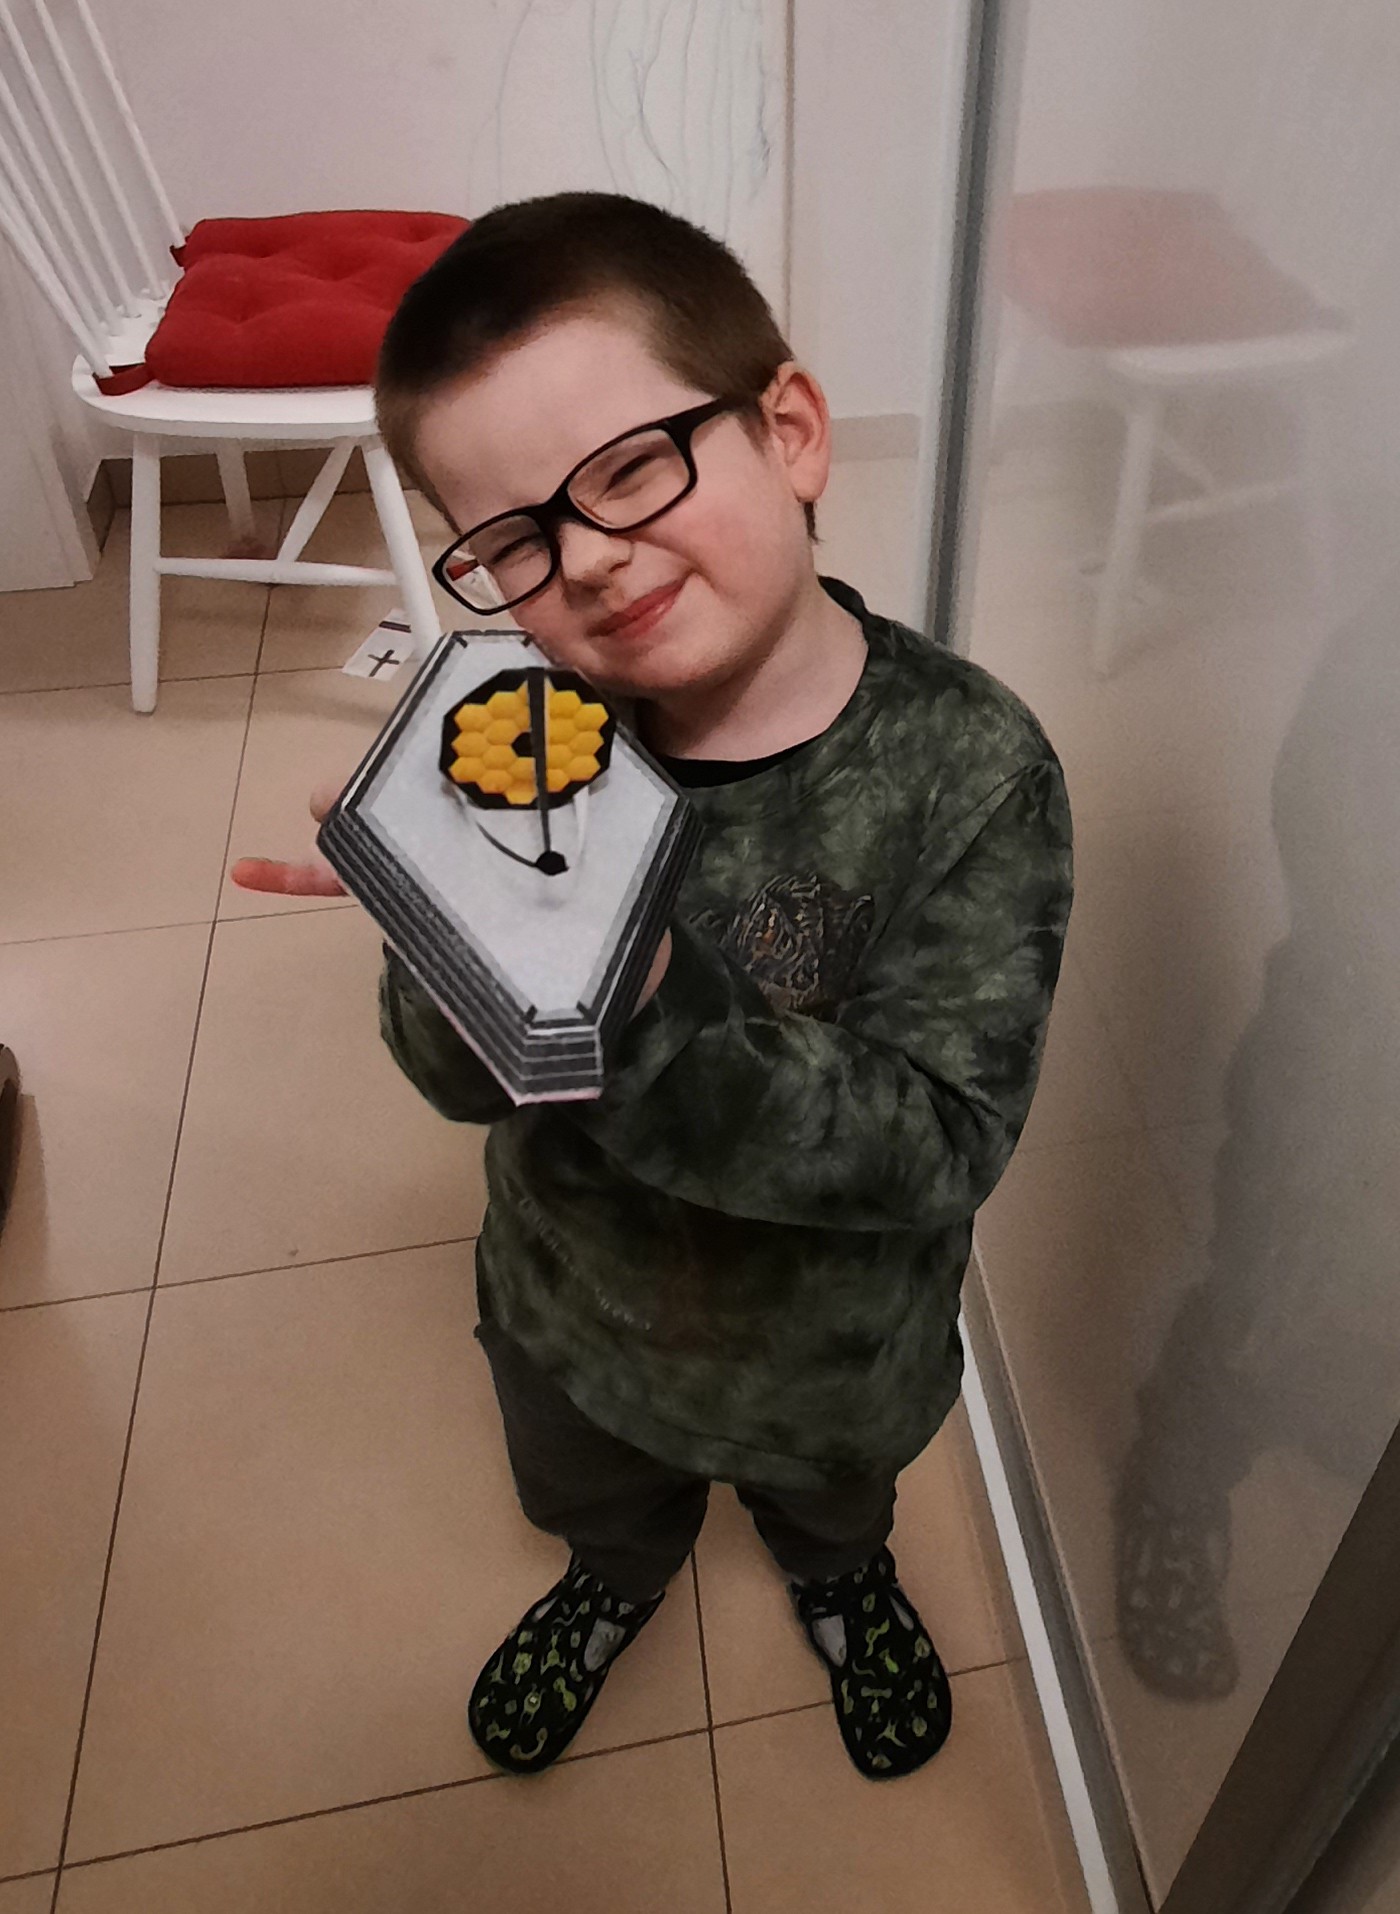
[[693, 873, 875, 1018]]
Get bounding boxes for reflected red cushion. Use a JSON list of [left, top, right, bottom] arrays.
[[1006, 188, 1337, 348], [98, 209, 468, 393]]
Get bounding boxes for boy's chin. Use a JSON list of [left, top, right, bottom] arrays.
[[592, 629, 756, 703], [597, 651, 737, 704]]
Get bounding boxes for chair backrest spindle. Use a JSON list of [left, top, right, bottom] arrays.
[[0, 0, 131, 310], [68, 0, 181, 258], [0, 0, 183, 366]]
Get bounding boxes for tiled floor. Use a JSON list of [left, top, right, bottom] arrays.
[[0, 484, 1087, 1910]]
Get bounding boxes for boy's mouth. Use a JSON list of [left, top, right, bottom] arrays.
[[589, 577, 686, 640]]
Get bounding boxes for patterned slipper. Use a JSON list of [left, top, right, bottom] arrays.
[[468, 1557, 663, 1775], [1115, 1466, 1239, 1702], [792, 1547, 951, 1778]]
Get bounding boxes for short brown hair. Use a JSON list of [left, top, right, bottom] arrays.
[[376, 191, 816, 537]]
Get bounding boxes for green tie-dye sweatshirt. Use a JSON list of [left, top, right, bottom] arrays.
[[379, 578, 1073, 1490]]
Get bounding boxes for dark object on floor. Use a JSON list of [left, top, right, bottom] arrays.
[[793, 1547, 952, 1779], [468, 1556, 663, 1775], [0, 1047, 19, 1239], [1115, 1452, 1240, 1701]]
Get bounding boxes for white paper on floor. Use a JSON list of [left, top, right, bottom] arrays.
[[344, 610, 414, 680]]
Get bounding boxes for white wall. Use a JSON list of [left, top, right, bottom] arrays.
[[0, 252, 99, 590], [4, 0, 980, 588], [98, 0, 787, 308], [789, 0, 954, 424], [1, 0, 789, 590]]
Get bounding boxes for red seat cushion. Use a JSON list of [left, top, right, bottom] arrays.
[[97, 210, 468, 394], [1006, 188, 1337, 348]]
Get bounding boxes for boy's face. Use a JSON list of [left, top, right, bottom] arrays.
[[412, 303, 832, 703]]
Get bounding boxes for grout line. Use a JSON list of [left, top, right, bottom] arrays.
[[215, 899, 358, 926], [155, 1233, 482, 1294], [249, 508, 281, 679], [47, 644, 265, 1914], [0, 670, 256, 703], [710, 1697, 838, 1736], [690, 1556, 734, 1914], [0, 1866, 56, 1887], [0, 918, 217, 952], [60, 1724, 716, 1874], [700, 1658, 1027, 1740], [690, 1556, 715, 1733], [0, 1285, 152, 1317], [0, 1233, 483, 1317], [58, 1779, 505, 1874]]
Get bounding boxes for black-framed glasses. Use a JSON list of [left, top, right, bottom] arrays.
[[431, 396, 744, 614]]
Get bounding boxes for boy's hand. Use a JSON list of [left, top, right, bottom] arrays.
[[229, 781, 347, 897], [229, 786, 671, 1015], [634, 931, 671, 1014]]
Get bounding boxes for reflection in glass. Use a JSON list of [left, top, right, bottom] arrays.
[[967, 0, 1400, 1900]]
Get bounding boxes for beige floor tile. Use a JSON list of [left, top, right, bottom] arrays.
[[0, 678, 253, 945], [696, 1404, 1022, 1727], [66, 1248, 708, 1860], [159, 910, 485, 1282], [220, 669, 401, 921], [0, 1879, 55, 1914], [0, 1294, 147, 1877], [0, 927, 207, 1307], [0, 504, 277, 697], [258, 492, 474, 674], [60, 1735, 724, 1913], [716, 1659, 1088, 1914]]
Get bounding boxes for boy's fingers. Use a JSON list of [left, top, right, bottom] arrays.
[[310, 780, 344, 824], [228, 856, 345, 897]]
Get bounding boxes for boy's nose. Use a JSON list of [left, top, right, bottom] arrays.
[[557, 518, 632, 588]]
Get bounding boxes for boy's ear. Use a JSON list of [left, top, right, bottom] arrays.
[[759, 362, 833, 510]]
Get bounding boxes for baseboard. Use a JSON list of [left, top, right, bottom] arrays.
[[85, 462, 117, 552], [98, 446, 372, 511], [92, 421, 913, 533], [960, 1253, 1153, 1914]]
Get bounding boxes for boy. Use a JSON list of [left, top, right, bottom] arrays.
[[235, 192, 1072, 1782]]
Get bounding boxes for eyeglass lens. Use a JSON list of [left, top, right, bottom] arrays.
[[443, 426, 693, 611]]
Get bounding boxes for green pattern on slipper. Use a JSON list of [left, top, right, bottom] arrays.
[[468, 1558, 662, 1774], [794, 1547, 951, 1779]]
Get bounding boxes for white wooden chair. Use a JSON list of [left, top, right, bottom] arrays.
[[0, 0, 440, 711], [999, 0, 1400, 675]]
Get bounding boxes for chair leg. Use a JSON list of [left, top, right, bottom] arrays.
[[363, 439, 441, 656], [277, 442, 356, 566], [216, 444, 256, 544], [129, 437, 162, 714], [1093, 391, 1164, 677]]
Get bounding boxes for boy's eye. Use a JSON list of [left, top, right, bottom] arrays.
[[605, 452, 661, 491], [478, 527, 547, 570]]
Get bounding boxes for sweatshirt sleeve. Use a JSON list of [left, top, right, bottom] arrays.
[[378, 948, 516, 1126], [568, 759, 1073, 1232]]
